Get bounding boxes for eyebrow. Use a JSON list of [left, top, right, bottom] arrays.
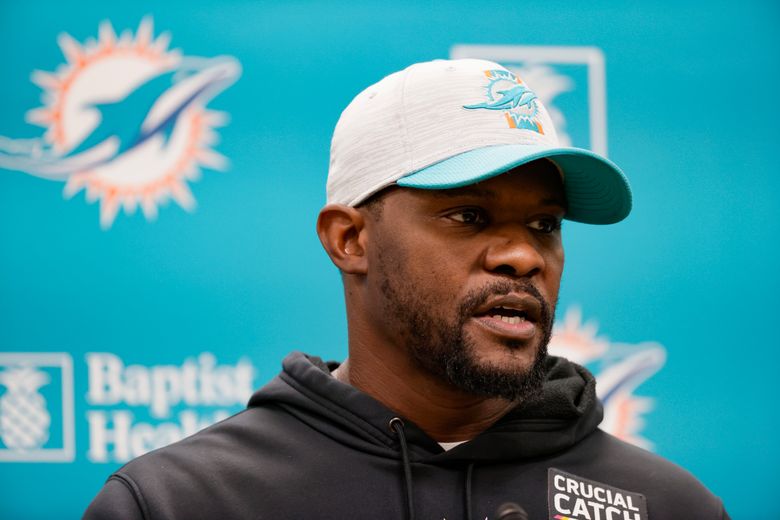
[[539, 197, 567, 208], [429, 187, 498, 199], [430, 187, 566, 208]]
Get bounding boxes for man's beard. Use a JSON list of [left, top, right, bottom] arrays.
[[380, 271, 554, 403]]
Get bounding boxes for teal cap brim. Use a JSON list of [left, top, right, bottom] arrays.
[[396, 144, 632, 224]]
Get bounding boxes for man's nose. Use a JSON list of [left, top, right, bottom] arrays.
[[483, 226, 546, 278]]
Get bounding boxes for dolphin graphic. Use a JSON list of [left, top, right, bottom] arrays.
[[66, 70, 180, 159], [463, 85, 537, 111], [0, 57, 240, 180], [74, 58, 238, 157], [597, 347, 666, 405], [137, 58, 240, 149]]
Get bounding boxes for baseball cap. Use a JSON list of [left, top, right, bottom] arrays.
[[326, 59, 631, 224]]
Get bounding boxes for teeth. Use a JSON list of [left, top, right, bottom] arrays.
[[491, 315, 525, 324]]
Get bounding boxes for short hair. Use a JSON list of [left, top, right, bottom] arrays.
[[357, 186, 396, 220]]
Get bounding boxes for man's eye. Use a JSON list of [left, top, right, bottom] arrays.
[[528, 218, 562, 233], [448, 209, 487, 225]]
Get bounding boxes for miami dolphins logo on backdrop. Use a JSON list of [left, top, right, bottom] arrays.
[[549, 307, 667, 450], [463, 69, 545, 134], [0, 17, 241, 228]]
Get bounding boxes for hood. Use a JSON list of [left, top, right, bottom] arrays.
[[248, 351, 603, 464]]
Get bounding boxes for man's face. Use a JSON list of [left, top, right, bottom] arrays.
[[363, 159, 566, 401]]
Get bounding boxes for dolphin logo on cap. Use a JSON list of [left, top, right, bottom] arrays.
[[463, 84, 537, 111]]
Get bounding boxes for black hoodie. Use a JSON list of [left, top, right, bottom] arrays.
[[84, 352, 729, 520]]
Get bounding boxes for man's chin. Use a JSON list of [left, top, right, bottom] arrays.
[[439, 344, 548, 402], [463, 324, 542, 372]]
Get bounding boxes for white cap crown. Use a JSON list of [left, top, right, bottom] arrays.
[[327, 59, 559, 205]]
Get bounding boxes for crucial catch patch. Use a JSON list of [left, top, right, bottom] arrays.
[[547, 468, 648, 520]]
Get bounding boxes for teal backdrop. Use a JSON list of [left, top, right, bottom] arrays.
[[1, 1, 778, 518]]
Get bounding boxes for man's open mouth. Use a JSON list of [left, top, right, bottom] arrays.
[[473, 293, 542, 324], [480, 305, 532, 325]]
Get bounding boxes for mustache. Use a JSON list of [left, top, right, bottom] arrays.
[[458, 279, 553, 325]]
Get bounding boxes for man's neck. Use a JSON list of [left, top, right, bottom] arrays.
[[332, 346, 516, 443]]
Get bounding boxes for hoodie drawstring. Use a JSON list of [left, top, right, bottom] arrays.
[[389, 417, 415, 520], [464, 463, 475, 520], [388, 419, 477, 520]]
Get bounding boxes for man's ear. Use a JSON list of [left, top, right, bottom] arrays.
[[316, 204, 369, 275]]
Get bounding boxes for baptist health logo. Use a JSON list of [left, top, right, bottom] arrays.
[[85, 352, 253, 463], [0, 351, 253, 464], [0, 353, 75, 462], [0, 17, 241, 229]]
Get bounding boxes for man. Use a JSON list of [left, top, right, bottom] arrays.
[[84, 59, 729, 519]]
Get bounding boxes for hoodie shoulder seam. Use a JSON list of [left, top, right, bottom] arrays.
[[109, 472, 152, 520]]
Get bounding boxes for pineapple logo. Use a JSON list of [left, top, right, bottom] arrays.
[[0, 366, 51, 451], [0, 353, 74, 462]]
